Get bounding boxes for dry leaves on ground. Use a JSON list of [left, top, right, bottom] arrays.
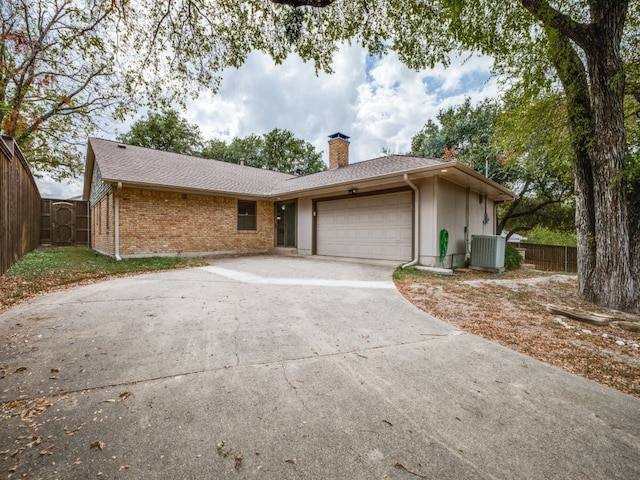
[[395, 268, 640, 398]]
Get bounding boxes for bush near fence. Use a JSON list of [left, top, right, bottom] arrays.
[[0, 137, 41, 276], [520, 242, 578, 273]]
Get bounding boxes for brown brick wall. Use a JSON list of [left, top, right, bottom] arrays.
[[91, 190, 116, 255], [329, 138, 350, 169], [117, 188, 274, 256]]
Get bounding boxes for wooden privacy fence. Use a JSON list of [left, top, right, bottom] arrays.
[[0, 137, 42, 276], [520, 242, 578, 273]]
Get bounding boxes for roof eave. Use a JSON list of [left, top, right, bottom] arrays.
[[450, 162, 515, 201], [100, 178, 275, 200], [270, 161, 459, 198]]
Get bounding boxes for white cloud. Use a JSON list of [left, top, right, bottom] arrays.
[[187, 45, 497, 164], [42, 44, 497, 198], [36, 175, 83, 199], [188, 44, 368, 159]]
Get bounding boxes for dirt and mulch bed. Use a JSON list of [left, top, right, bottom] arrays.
[[394, 268, 640, 398]]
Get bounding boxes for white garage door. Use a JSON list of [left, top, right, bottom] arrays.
[[316, 191, 413, 261]]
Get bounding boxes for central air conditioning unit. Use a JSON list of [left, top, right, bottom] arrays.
[[470, 235, 505, 272]]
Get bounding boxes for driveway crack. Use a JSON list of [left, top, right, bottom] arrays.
[[233, 316, 241, 366], [281, 364, 310, 412]]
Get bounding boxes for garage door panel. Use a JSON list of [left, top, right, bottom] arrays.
[[317, 192, 412, 261], [371, 212, 385, 223], [370, 228, 386, 240]]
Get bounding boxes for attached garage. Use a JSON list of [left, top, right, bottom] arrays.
[[315, 191, 413, 261]]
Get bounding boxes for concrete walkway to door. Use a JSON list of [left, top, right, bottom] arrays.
[[0, 255, 638, 479]]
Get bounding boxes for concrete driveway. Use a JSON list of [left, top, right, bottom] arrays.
[[1, 255, 638, 479]]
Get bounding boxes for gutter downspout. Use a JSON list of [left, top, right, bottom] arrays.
[[115, 182, 122, 261], [402, 173, 420, 269]]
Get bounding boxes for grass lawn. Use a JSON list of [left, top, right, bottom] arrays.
[[0, 247, 207, 312]]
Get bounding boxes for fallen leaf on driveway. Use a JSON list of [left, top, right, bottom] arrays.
[[392, 461, 428, 478], [25, 435, 42, 448], [64, 423, 86, 435], [18, 398, 52, 419], [90, 441, 107, 450], [40, 444, 55, 455], [285, 457, 298, 466]]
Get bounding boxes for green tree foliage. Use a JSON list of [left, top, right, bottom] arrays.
[[410, 97, 574, 237], [498, 200, 575, 236], [201, 128, 326, 175], [524, 226, 577, 247], [260, 128, 326, 175], [411, 98, 505, 181], [116, 109, 203, 155], [0, 0, 129, 179], [118, 111, 326, 175], [493, 90, 575, 236], [201, 135, 265, 165]]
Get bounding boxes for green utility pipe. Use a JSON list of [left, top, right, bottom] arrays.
[[439, 229, 448, 267]]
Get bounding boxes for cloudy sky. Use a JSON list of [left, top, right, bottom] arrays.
[[37, 43, 497, 198]]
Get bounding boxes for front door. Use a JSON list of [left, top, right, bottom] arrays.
[[275, 202, 296, 247], [52, 201, 75, 245]]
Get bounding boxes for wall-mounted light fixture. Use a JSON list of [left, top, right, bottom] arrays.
[[348, 189, 357, 195]]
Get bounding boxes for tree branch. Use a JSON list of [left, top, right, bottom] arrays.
[[505, 225, 536, 241], [17, 68, 108, 141], [506, 198, 564, 221], [519, 0, 592, 49]]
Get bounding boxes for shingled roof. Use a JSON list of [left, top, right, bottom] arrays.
[[272, 155, 450, 195], [85, 137, 512, 201], [87, 138, 293, 197]]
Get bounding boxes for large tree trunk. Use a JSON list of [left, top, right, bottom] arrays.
[[539, 1, 638, 312], [583, 3, 637, 311], [545, 29, 598, 303]]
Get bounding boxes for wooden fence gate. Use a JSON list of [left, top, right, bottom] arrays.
[[40, 199, 90, 246]]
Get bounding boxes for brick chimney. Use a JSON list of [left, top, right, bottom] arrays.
[[328, 133, 350, 169]]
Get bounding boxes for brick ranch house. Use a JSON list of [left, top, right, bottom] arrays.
[[82, 133, 514, 266]]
